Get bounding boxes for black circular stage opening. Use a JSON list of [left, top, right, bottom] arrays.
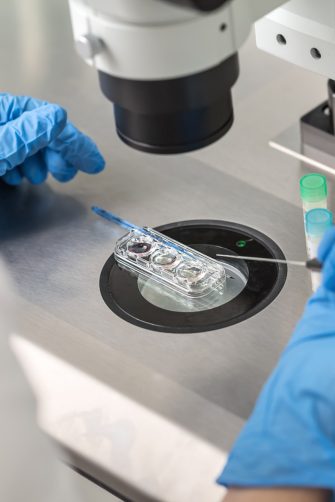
[[100, 220, 287, 333]]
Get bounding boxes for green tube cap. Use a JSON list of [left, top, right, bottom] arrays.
[[300, 173, 327, 203]]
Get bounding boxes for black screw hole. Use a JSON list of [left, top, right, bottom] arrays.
[[276, 34, 287, 45], [220, 23, 227, 32], [311, 48, 321, 59]]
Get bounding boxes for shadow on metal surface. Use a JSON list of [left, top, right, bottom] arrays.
[[0, 181, 86, 241]]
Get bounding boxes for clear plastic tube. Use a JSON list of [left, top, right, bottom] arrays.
[[305, 208, 333, 291], [300, 174, 329, 291], [300, 173, 328, 218]]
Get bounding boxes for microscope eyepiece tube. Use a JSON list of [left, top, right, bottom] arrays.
[[98, 54, 239, 154], [161, 0, 229, 12]]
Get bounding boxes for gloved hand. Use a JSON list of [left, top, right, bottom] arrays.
[[0, 93, 105, 185], [218, 226, 335, 492]]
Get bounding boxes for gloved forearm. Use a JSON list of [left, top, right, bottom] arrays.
[[218, 227, 335, 494], [220, 331, 335, 489]]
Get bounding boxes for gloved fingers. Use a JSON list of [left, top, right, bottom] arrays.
[[0, 103, 67, 170], [48, 122, 105, 174], [1, 166, 23, 186], [317, 227, 335, 263], [320, 239, 335, 292], [43, 148, 78, 182], [22, 152, 48, 185], [0, 93, 48, 124]]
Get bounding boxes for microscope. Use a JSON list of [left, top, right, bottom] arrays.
[[68, 0, 335, 162]]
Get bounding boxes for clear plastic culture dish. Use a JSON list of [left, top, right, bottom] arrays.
[[114, 228, 226, 299]]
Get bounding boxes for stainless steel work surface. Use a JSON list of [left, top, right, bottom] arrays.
[[1, 1, 334, 501], [0, 163, 309, 418]]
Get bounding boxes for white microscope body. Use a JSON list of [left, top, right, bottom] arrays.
[[68, 0, 335, 155], [68, 0, 284, 80]]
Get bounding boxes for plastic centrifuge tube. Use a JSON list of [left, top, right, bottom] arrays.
[[300, 173, 328, 216], [300, 174, 328, 291], [305, 208, 333, 292]]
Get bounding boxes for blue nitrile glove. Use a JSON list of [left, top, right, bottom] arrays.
[[218, 226, 335, 493], [0, 93, 105, 185]]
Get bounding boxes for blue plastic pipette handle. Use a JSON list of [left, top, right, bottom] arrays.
[[91, 206, 143, 232], [91, 206, 194, 258]]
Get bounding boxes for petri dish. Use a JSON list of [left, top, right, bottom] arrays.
[[127, 236, 154, 258], [150, 250, 181, 271], [138, 261, 247, 313]]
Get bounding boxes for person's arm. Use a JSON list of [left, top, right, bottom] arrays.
[[217, 227, 335, 498], [225, 488, 330, 502]]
